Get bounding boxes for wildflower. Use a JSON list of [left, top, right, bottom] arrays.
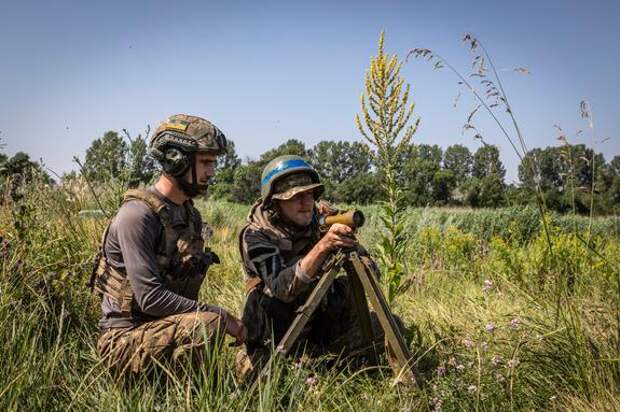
[[485, 323, 495, 333], [436, 366, 446, 376], [507, 359, 520, 369], [467, 384, 477, 394], [456, 364, 465, 372], [305, 375, 318, 387], [483, 279, 493, 292], [491, 355, 502, 366], [431, 396, 443, 411], [510, 318, 520, 328]]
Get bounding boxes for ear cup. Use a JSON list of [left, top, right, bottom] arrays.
[[162, 147, 190, 177]]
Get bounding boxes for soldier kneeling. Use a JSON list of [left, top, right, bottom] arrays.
[[236, 155, 396, 381], [91, 114, 246, 377]]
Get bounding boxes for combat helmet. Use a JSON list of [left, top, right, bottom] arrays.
[[149, 114, 227, 177], [261, 155, 324, 204]]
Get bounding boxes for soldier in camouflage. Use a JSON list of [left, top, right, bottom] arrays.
[[92, 114, 246, 376], [236, 155, 386, 380]]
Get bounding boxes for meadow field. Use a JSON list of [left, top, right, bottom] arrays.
[[0, 179, 618, 411]]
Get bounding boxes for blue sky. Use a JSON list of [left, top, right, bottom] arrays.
[[1, 0, 618, 182]]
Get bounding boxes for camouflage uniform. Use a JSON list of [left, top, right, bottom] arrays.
[[236, 172, 386, 378], [91, 114, 231, 376]]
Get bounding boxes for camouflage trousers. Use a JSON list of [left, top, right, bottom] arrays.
[[97, 311, 225, 376]]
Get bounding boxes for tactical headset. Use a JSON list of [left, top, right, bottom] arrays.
[[149, 131, 199, 177]]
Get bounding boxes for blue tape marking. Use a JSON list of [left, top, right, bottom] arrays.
[[261, 159, 311, 186]]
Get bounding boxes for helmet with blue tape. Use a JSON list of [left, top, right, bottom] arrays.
[[261, 155, 323, 203]]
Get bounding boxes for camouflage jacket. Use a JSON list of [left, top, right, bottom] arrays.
[[239, 199, 323, 303]]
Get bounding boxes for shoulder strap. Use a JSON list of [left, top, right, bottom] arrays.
[[122, 188, 174, 256]]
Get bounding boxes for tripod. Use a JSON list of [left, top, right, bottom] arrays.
[[252, 247, 417, 387]]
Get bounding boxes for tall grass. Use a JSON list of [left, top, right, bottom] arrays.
[[0, 179, 618, 410]]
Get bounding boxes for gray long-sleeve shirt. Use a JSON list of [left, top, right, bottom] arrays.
[[98, 188, 224, 329]]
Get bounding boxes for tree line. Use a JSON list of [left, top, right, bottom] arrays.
[[1, 131, 619, 214]]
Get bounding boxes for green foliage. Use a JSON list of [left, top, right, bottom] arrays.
[[230, 139, 308, 204], [355, 31, 420, 303], [209, 140, 241, 200], [82, 131, 128, 182], [444, 144, 473, 187], [309, 140, 379, 204], [126, 130, 157, 188], [516, 144, 619, 215], [1, 177, 619, 410]]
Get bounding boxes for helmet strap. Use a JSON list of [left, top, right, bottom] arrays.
[[175, 152, 209, 198]]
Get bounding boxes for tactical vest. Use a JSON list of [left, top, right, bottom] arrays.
[[90, 188, 217, 320]]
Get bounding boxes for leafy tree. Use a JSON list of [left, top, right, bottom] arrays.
[[125, 129, 157, 188], [0, 152, 52, 202], [472, 145, 505, 179], [82, 131, 128, 182], [610, 155, 620, 176], [403, 144, 444, 206], [230, 139, 308, 204], [517, 145, 610, 214], [210, 140, 241, 200], [0, 152, 51, 183], [337, 172, 382, 204], [443, 144, 472, 186], [309, 140, 374, 203], [432, 169, 456, 205]]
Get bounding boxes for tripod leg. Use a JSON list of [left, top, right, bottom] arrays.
[[248, 254, 345, 391], [349, 254, 417, 386], [275, 254, 344, 356], [343, 260, 377, 363]]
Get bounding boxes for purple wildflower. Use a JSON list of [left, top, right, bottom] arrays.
[[436, 366, 446, 376], [305, 375, 318, 387], [485, 323, 496, 333], [510, 318, 520, 328], [483, 279, 493, 292]]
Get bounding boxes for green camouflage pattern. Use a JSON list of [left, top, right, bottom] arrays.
[[152, 114, 227, 155], [97, 311, 225, 375]]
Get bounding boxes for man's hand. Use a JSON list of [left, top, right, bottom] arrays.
[[317, 223, 356, 253], [225, 314, 247, 346], [298, 223, 357, 280]]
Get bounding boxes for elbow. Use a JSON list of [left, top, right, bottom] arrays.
[[134, 287, 166, 317]]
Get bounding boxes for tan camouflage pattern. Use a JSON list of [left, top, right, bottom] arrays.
[[152, 114, 227, 154], [97, 311, 225, 375], [92, 189, 212, 319], [271, 173, 324, 201]]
